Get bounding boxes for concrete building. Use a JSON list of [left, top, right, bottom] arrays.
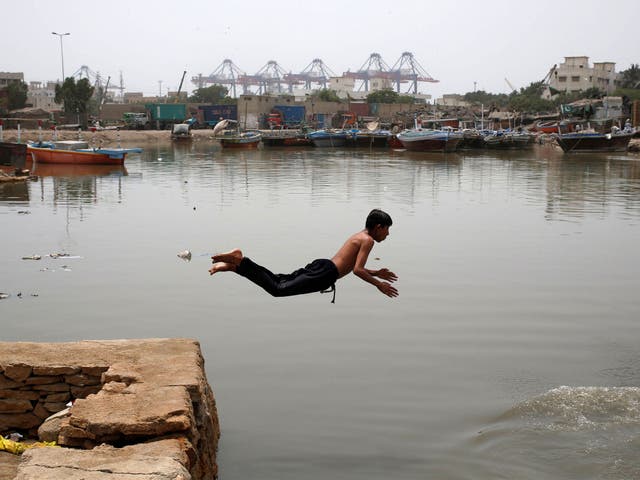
[[27, 81, 60, 111], [548, 56, 620, 95], [0, 72, 24, 88]]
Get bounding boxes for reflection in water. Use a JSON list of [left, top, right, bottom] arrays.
[[2, 144, 640, 480]]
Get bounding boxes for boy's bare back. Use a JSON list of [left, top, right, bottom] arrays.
[[331, 230, 375, 278]]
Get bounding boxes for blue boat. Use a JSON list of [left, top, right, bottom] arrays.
[[307, 129, 349, 148]]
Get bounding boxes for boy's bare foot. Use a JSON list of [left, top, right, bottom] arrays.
[[211, 248, 243, 265], [209, 261, 236, 275]]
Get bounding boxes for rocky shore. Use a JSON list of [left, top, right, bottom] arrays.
[[0, 338, 219, 479]]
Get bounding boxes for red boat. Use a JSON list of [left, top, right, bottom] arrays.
[[27, 141, 142, 165]]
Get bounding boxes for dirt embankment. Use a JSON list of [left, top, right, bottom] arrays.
[[0, 129, 219, 146]]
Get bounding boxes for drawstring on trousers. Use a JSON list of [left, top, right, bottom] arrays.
[[320, 284, 336, 304]]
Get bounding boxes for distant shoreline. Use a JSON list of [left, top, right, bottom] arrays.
[[0, 128, 218, 146]]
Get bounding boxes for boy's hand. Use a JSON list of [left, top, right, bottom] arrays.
[[376, 268, 398, 282], [377, 282, 399, 298]]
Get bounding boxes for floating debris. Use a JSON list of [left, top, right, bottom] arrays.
[[22, 255, 42, 260], [177, 250, 192, 261], [49, 253, 71, 259], [17, 211, 31, 215], [0, 293, 9, 300]]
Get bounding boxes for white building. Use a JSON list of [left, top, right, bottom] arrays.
[[548, 56, 620, 95], [27, 81, 60, 111]]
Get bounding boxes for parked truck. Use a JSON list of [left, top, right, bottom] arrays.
[[195, 104, 238, 129], [266, 105, 306, 129], [123, 112, 151, 130], [144, 103, 187, 130]]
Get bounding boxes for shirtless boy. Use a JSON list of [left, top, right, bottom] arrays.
[[209, 209, 398, 300]]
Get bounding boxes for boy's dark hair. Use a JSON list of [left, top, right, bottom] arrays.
[[365, 209, 393, 230]]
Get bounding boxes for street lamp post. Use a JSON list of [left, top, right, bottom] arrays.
[[51, 32, 70, 82]]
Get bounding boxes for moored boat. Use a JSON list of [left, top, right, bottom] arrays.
[[308, 129, 349, 148], [0, 142, 27, 168], [27, 141, 142, 165], [219, 131, 262, 149], [395, 128, 462, 152], [483, 130, 536, 149], [261, 129, 312, 147], [346, 128, 390, 148], [555, 129, 634, 153]]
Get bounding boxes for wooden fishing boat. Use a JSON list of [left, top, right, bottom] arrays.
[[27, 141, 142, 165], [219, 131, 262, 149], [261, 129, 312, 147], [395, 128, 462, 152], [0, 142, 27, 168], [555, 130, 634, 153], [483, 130, 536, 150], [307, 129, 349, 147]]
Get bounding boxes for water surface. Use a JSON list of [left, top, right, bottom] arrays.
[[2, 143, 640, 479]]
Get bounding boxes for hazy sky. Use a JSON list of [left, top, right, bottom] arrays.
[[4, 0, 639, 99]]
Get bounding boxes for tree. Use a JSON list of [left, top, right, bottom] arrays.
[[54, 77, 94, 116], [6, 81, 28, 110], [189, 85, 233, 104], [314, 89, 341, 103], [366, 88, 415, 104], [619, 64, 640, 89]]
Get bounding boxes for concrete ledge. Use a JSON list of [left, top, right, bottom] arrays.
[[0, 339, 220, 479]]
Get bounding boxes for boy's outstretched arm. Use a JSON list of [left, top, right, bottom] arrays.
[[353, 240, 399, 298]]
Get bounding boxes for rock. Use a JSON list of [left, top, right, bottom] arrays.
[[38, 408, 71, 443], [0, 412, 41, 431], [16, 440, 192, 480], [3, 364, 32, 382], [0, 398, 33, 413]]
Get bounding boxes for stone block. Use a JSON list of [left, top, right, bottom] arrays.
[[70, 385, 101, 398], [0, 398, 33, 413], [0, 389, 40, 401], [65, 373, 101, 387], [44, 392, 71, 403], [16, 442, 192, 480], [32, 383, 69, 392], [0, 374, 21, 389], [25, 376, 61, 385], [3, 364, 32, 382], [81, 366, 109, 377], [69, 385, 194, 439], [32, 366, 80, 376], [0, 412, 41, 431]]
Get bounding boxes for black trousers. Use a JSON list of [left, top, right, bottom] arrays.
[[236, 257, 338, 298]]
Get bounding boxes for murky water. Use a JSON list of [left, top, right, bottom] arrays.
[[2, 142, 640, 479]]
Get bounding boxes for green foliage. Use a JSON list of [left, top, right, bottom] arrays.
[[54, 77, 95, 115], [314, 89, 342, 103], [613, 88, 640, 101], [6, 81, 28, 110], [619, 64, 640, 89], [365, 88, 415, 104], [463, 90, 509, 108], [189, 85, 233, 104]]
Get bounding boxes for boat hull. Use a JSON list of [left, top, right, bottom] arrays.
[[27, 146, 127, 165], [397, 135, 461, 152], [484, 133, 535, 150], [0, 142, 27, 168], [347, 133, 390, 148], [556, 133, 633, 153], [308, 130, 348, 148], [219, 138, 261, 149]]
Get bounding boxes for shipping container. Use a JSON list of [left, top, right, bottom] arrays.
[[272, 105, 305, 126], [145, 103, 187, 122], [198, 105, 238, 127]]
